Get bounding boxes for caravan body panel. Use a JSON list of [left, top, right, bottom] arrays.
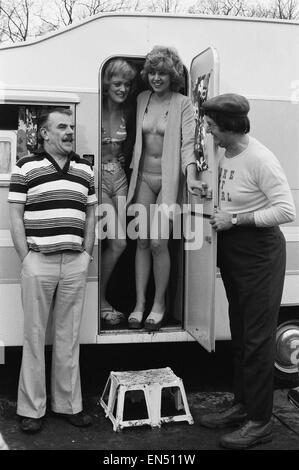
[[0, 14, 298, 345]]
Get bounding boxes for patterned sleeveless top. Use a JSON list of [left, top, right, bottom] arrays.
[[101, 115, 127, 145]]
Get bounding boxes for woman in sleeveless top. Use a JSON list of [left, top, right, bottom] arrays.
[[127, 46, 203, 330], [100, 59, 136, 326]]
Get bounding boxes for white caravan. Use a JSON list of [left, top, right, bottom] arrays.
[[0, 13, 298, 382]]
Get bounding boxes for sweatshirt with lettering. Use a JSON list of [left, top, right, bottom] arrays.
[[218, 136, 295, 226]]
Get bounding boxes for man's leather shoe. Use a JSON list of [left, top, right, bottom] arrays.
[[288, 387, 299, 409], [55, 411, 93, 427], [19, 417, 42, 434], [220, 420, 273, 449], [67, 411, 93, 427], [198, 403, 247, 429]]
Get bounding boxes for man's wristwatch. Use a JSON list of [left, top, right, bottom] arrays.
[[231, 213, 238, 226]]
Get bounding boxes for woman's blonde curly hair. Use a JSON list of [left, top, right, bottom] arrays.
[[141, 46, 185, 92]]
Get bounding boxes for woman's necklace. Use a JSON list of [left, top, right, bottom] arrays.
[[145, 92, 171, 119]]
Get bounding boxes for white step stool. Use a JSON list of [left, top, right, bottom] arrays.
[[99, 367, 194, 431]]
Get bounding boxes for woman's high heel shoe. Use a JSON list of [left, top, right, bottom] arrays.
[[144, 311, 165, 331], [128, 311, 144, 329]]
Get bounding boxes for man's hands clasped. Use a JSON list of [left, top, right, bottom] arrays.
[[210, 207, 233, 232]]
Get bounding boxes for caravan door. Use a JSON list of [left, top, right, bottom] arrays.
[[184, 47, 219, 352]]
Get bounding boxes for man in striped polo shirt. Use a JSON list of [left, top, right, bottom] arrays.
[[8, 107, 97, 434]]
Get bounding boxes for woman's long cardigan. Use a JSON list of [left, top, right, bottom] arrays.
[[127, 90, 196, 208]]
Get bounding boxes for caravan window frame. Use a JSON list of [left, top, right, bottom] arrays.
[[0, 101, 77, 187], [0, 130, 17, 185]]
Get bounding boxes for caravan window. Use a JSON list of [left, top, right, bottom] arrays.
[[0, 105, 40, 164], [0, 105, 19, 183], [0, 131, 17, 182], [0, 104, 73, 185]]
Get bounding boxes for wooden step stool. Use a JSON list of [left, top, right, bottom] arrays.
[[99, 367, 194, 431]]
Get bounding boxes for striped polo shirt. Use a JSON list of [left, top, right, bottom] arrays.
[[8, 150, 97, 253]]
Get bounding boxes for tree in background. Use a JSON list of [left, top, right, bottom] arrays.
[[250, 0, 298, 19], [35, 0, 130, 35], [189, 0, 246, 15], [189, 0, 298, 19], [81, 0, 129, 17], [0, 0, 298, 43], [0, 0, 35, 42], [146, 0, 181, 12]]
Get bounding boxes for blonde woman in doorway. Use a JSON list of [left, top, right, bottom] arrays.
[[101, 59, 136, 326], [127, 46, 204, 330]]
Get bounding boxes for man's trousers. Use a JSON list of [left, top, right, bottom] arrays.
[[217, 226, 286, 423], [17, 250, 90, 418]]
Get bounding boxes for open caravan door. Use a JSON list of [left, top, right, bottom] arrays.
[[184, 47, 220, 352]]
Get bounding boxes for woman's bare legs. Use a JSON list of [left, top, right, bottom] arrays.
[[144, 198, 171, 328], [130, 179, 156, 318], [100, 192, 127, 312], [150, 205, 172, 314], [134, 239, 152, 313], [129, 180, 171, 327]]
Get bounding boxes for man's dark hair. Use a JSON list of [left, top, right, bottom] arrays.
[[38, 106, 72, 129], [37, 107, 72, 147], [205, 110, 250, 134]]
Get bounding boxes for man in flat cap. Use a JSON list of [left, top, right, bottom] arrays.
[[202, 93, 250, 116], [198, 93, 296, 449]]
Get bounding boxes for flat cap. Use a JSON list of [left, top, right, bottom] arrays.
[[202, 93, 250, 116]]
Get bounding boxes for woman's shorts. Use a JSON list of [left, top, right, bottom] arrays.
[[101, 162, 128, 198]]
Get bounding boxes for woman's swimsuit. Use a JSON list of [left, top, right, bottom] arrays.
[[101, 115, 128, 198]]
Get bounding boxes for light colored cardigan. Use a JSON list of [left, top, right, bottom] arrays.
[[127, 90, 196, 207]]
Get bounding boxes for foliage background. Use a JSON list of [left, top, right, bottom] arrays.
[[0, 0, 298, 44]]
